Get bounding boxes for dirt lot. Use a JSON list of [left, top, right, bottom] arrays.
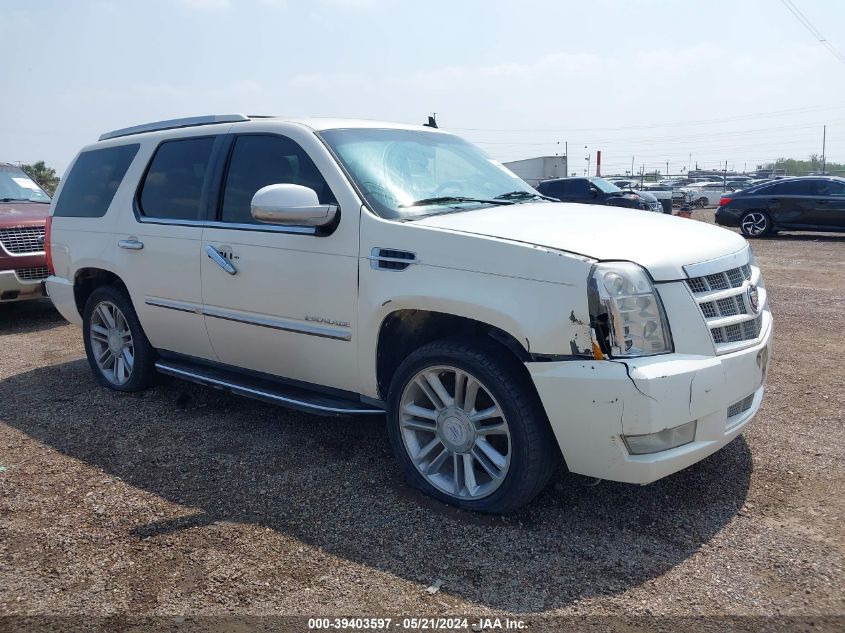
[[1, 211, 843, 630]]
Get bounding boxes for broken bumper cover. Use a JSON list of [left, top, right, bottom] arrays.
[[527, 319, 773, 484]]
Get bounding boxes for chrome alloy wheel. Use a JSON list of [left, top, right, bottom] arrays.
[[741, 212, 769, 236], [89, 300, 134, 385], [399, 365, 511, 500]]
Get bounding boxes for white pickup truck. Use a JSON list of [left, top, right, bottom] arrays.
[[45, 115, 772, 513]]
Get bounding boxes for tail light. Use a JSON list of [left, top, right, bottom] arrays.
[[44, 216, 54, 275], [719, 196, 732, 207]]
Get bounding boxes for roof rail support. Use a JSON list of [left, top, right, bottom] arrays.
[[98, 114, 250, 141]]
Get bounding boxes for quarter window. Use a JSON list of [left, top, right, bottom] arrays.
[[220, 135, 335, 225], [139, 137, 215, 220], [815, 180, 845, 196], [53, 144, 139, 217]]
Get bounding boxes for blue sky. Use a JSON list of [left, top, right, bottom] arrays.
[[2, 0, 844, 175]]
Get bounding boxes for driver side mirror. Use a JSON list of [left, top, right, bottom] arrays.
[[250, 184, 338, 227]]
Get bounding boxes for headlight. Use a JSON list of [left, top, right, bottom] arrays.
[[588, 262, 673, 357]]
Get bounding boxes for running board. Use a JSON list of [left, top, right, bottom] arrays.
[[154, 360, 384, 417]]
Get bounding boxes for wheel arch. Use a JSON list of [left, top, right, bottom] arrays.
[[73, 267, 129, 316], [374, 307, 531, 401]]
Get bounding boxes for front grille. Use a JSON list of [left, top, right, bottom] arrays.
[[0, 226, 45, 254], [727, 393, 755, 418], [15, 266, 49, 281], [687, 262, 764, 353]]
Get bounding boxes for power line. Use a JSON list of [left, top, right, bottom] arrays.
[[445, 104, 845, 133], [779, 0, 845, 66]]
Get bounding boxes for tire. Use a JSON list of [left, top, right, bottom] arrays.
[[739, 210, 773, 238], [697, 197, 708, 208], [82, 284, 157, 392], [386, 337, 559, 514]]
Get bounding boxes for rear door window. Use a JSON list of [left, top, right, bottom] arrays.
[[139, 137, 215, 220], [53, 144, 139, 217]]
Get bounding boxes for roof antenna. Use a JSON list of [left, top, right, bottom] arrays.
[[424, 113, 438, 128]]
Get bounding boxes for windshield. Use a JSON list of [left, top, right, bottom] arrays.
[[590, 178, 622, 194], [318, 128, 543, 219], [0, 166, 51, 203]]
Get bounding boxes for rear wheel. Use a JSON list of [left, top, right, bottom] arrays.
[[83, 285, 157, 392], [740, 210, 772, 238], [387, 338, 559, 513]]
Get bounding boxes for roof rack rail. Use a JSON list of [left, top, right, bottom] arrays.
[[98, 114, 250, 141]]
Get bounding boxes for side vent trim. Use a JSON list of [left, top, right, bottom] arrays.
[[369, 247, 417, 272]]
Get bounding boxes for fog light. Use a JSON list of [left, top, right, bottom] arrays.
[[623, 420, 697, 455]]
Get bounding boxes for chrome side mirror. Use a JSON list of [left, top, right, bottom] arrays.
[[250, 184, 338, 227]]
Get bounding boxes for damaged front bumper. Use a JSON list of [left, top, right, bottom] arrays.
[[527, 317, 773, 484]]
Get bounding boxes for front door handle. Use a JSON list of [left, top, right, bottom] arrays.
[[118, 239, 144, 250], [206, 245, 237, 275]]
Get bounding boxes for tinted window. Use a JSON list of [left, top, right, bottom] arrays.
[[220, 135, 336, 224], [765, 180, 816, 195], [541, 179, 590, 198], [139, 137, 215, 220], [815, 180, 845, 196], [53, 144, 139, 217]]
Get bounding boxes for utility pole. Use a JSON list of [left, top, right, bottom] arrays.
[[822, 125, 827, 174], [565, 141, 568, 176], [665, 160, 669, 178], [640, 164, 644, 187], [688, 153, 692, 174], [631, 156, 635, 177]]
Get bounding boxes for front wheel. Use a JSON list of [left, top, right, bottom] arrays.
[[387, 338, 559, 513], [740, 210, 772, 238], [83, 284, 157, 392]]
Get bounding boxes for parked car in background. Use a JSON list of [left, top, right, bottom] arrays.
[[716, 176, 845, 237], [681, 181, 728, 207], [537, 177, 657, 211], [616, 183, 670, 214], [46, 115, 772, 513], [0, 163, 51, 303]]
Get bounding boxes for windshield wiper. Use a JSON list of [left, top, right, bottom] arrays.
[[0, 197, 32, 203], [494, 190, 557, 202], [399, 196, 514, 208]]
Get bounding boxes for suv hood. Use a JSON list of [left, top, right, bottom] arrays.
[[0, 201, 50, 226], [413, 202, 747, 281]]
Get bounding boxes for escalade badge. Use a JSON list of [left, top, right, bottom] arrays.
[[747, 284, 760, 313]]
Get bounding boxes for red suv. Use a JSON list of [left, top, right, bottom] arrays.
[[0, 163, 52, 303]]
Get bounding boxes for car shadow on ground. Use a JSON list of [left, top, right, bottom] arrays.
[[0, 360, 752, 612], [0, 299, 65, 334], [766, 232, 845, 242]]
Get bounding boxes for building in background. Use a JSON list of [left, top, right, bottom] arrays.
[[503, 156, 568, 187]]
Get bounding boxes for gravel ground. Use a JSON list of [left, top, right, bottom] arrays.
[[0, 212, 843, 630]]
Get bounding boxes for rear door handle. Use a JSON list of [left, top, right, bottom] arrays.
[[118, 239, 144, 250], [817, 199, 829, 204], [206, 245, 237, 275]]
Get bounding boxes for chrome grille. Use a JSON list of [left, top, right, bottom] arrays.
[[0, 226, 45, 254], [15, 266, 49, 281], [727, 393, 755, 418], [687, 262, 764, 353]]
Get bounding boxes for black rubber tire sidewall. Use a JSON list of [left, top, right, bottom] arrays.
[[386, 337, 558, 514], [82, 284, 157, 392]]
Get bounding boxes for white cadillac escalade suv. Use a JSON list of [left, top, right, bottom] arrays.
[[45, 115, 772, 513]]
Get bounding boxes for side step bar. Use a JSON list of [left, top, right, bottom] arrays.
[[155, 360, 384, 417]]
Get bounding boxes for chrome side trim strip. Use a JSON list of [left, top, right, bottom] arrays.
[[134, 216, 319, 235], [202, 305, 351, 341], [146, 297, 350, 340], [154, 362, 381, 415], [145, 297, 202, 314]]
